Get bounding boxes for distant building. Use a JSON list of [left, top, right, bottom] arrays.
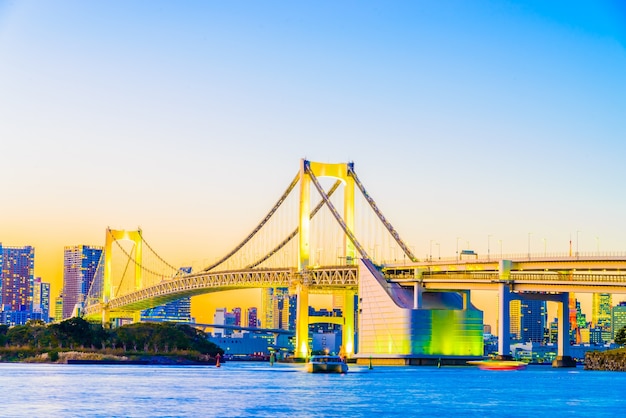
[[141, 267, 193, 323], [54, 293, 64, 322], [548, 318, 559, 344], [232, 307, 242, 326], [263, 288, 296, 330], [0, 245, 35, 312], [212, 307, 237, 336], [0, 244, 47, 325], [62, 245, 103, 319], [32, 277, 51, 322], [509, 299, 521, 340], [247, 307, 258, 328], [141, 297, 192, 323], [519, 299, 546, 343], [612, 302, 626, 340], [208, 333, 271, 356], [592, 293, 612, 333]]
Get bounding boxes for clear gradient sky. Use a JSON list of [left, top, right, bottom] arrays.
[[1, 1, 625, 326]]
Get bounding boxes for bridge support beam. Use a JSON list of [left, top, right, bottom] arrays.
[[295, 283, 310, 359], [553, 292, 576, 368], [298, 159, 356, 270], [104, 228, 143, 306], [342, 291, 356, 358], [101, 308, 110, 328]]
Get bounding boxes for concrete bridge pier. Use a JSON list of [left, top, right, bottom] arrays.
[[553, 292, 577, 368]]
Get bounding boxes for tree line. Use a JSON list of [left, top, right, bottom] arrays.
[[0, 317, 223, 361]]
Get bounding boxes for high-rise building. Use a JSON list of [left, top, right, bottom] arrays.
[[213, 307, 236, 336], [509, 300, 521, 341], [62, 245, 103, 319], [569, 295, 581, 344], [247, 307, 258, 328], [232, 307, 242, 326], [612, 302, 626, 340], [54, 293, 64, 322], [0, 245, 35, 312], [263, 288, 296, 330], [141, 267, 193, 323], [592, 293, 612, 332], [32, 277, 51, 322], [141, 297, 192, 323], [520, 299, 547, 343]]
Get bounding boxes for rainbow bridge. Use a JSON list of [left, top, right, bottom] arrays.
[[83, 159, 626, 365]]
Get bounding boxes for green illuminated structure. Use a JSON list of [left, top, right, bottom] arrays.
[[357, 260, 483, 363]]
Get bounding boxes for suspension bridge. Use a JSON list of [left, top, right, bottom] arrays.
[[83, 159, 626, 365]]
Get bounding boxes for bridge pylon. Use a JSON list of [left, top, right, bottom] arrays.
[[295, 159, 356, 359], [103, 228, 143, 325]]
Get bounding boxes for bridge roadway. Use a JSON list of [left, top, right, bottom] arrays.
[[386, 255, 626, 293], [84, 255, 626, 319], [83, 266, 358, 318]]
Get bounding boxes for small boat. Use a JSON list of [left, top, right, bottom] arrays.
[[467, 360, 527, 371], [305, 355, 348, 374]]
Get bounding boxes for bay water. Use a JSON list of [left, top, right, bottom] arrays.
[[1, 362, 625, 417]]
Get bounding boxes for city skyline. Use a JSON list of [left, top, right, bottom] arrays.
[[1, 2, 625, 324]]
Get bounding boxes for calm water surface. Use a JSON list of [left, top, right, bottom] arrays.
[[1, 362, 625, 417]]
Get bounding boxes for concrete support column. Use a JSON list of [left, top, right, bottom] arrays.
[[295, 283, 310, 360], [342, 291, 355, 357], [102, 308, 110, 328], [553, 292, 576, 367], [413, 283, 422, 309], [461, 290, 470, 310], [497, 283, 511, 358]]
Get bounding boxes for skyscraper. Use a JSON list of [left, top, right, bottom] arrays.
[[520, 299, 547, 343], [592, 293, 612, 331], [141, 267, 192, 323], [612, 302, 626, 340], [140, 297, 192, 322], [32, 277, 51, 322], [247, 307, 258, 328], [509, 299, 521, 341], [0, 245, 35, 312], [263, 287, 295, 330], [62, 245, 103, 319]]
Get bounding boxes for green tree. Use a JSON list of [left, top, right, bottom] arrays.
[[615, 326, 626, 346], [6, 325, 33, 346]]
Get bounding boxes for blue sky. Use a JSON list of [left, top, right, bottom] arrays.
[[1, 1, 625, 321]]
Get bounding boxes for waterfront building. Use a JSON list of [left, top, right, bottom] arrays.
[[612, 302, 626, 340], [520, 299, 547, 343], [212, 307, 237, 336], [54, 293, 63, 322], [141, 297, 192, 322], [62, 245, 103, 319], [0, 245, 35, 311], [509, 299, 521, 340], [548, 318, 558, 343], [0, 245, 43, 325], [32, 277, 51, 322], [141, 267, 192, 323], [262, 287, 296, 330], [232, 307, 242, 326], [589, 327, 604, 345], [207, 332, 271, 357], [312, 331, 340, 354], [569, 295, 580, 343], [592, 293, 612, 333], [247, 307, 258, 328]]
